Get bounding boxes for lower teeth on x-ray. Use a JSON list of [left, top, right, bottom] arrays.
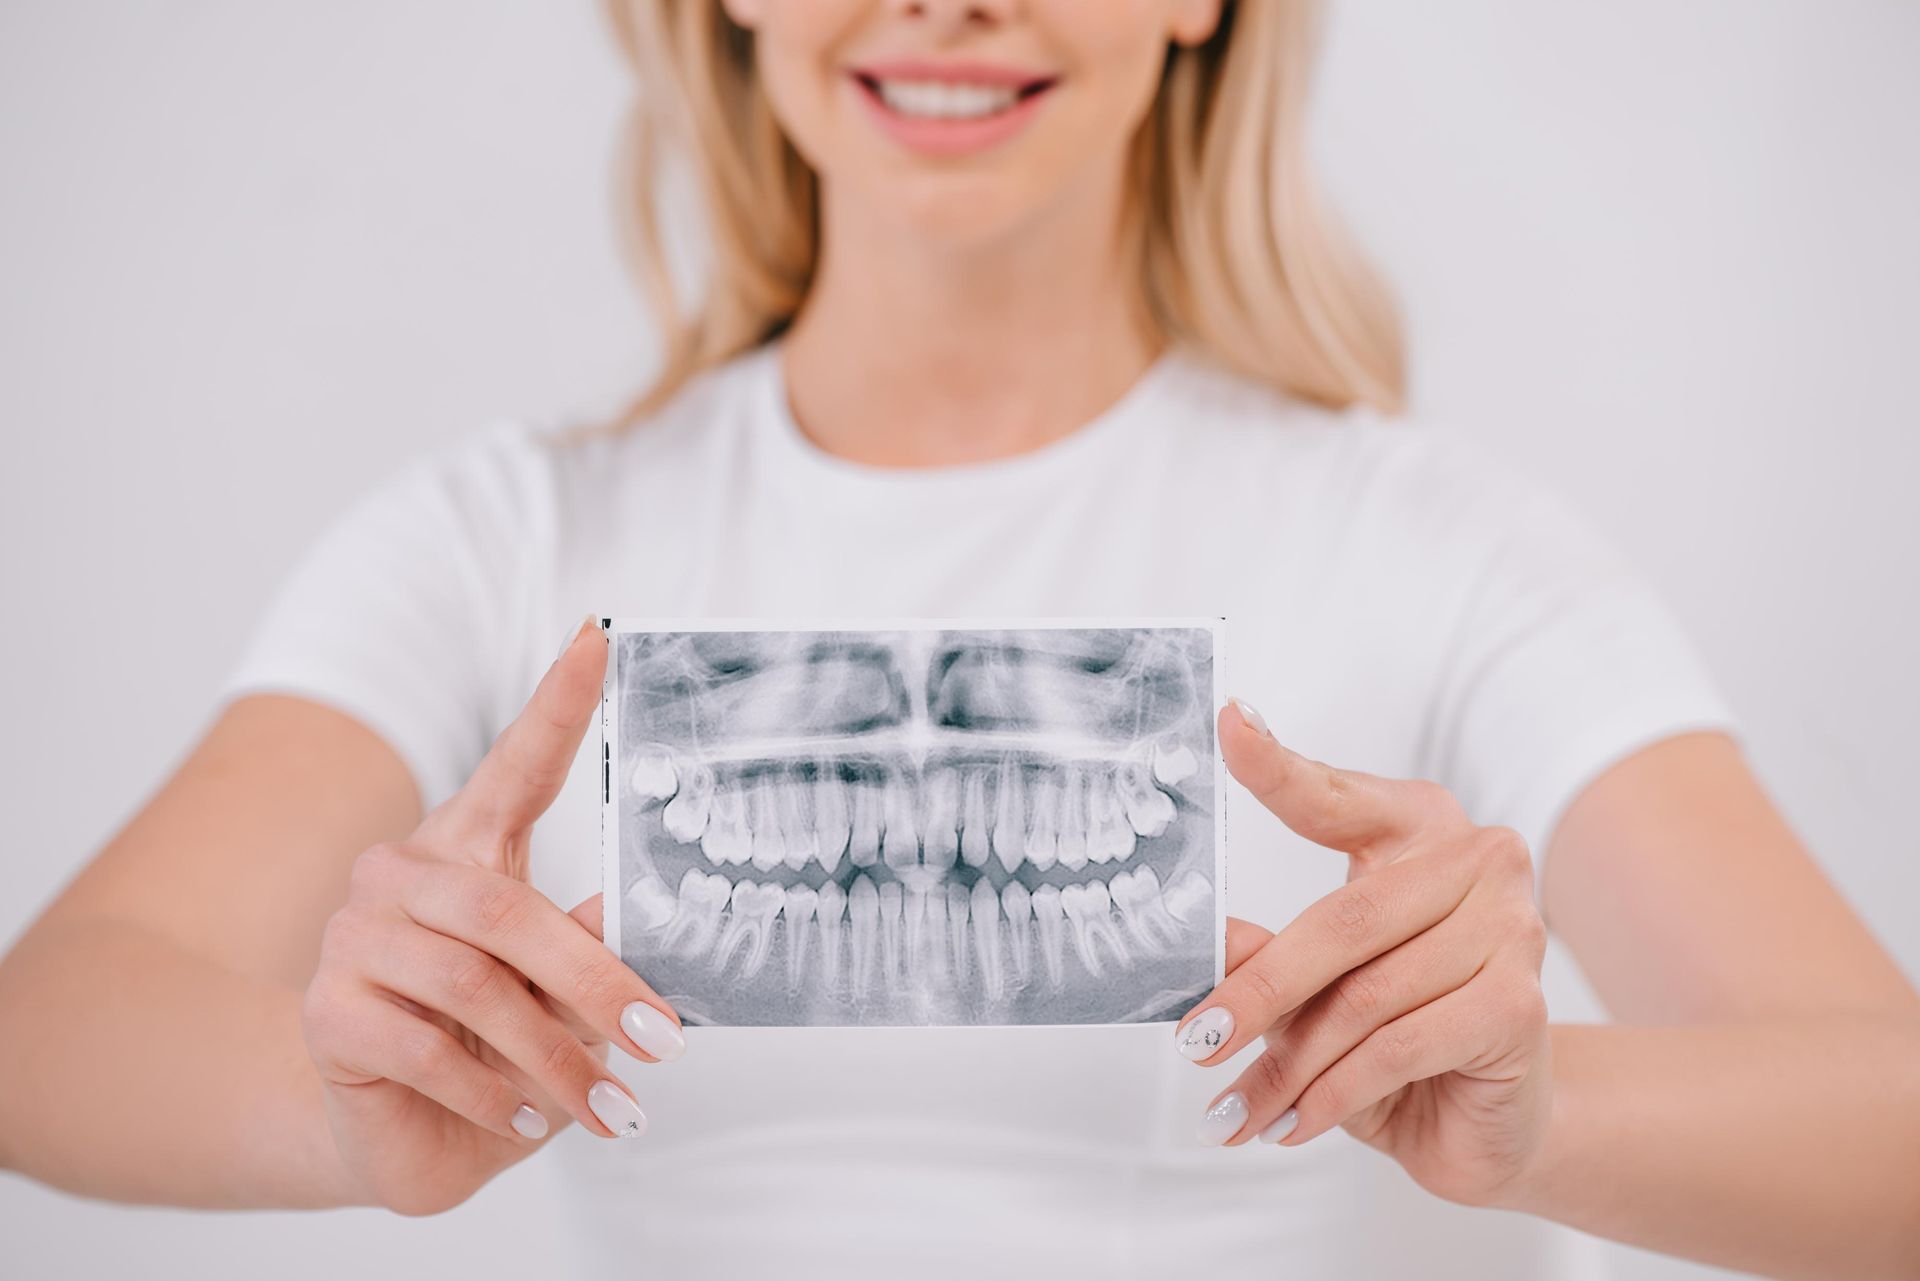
[[601, 622, 1223, 1027]]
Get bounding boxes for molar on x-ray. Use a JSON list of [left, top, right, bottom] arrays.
[[601, 621, 1224, 1027]]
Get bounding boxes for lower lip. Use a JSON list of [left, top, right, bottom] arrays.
[[851, 76, 1053, 157]]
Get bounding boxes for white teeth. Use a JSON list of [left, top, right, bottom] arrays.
[[813, 768, 851, 874], [662, 868, 729, 955], [1029, 884, 1066, 988], [1061, 880, 1129, 977], [1024, 774, 1060, 871], [878, 880, 904, 990], [1116, 762, 1176, 838], [921, 882, 949, 983], [1152, 739, 1200, 787], [629, 748, 678, 804], [946, 881, 972, 985], [959, 771, 992, 869], [848, 781, 883, 868], [1087, 770, 1136, 865], [992, 759, 1026, 874], [874, 78, 1020, 121], [1109, 866, 1183, 955], [701, 781, 752, 865], [816, 878, 848, 990], [747, 781, 787, 872], [902, 881, 929, 981], [920, 773, 960, 870], [880, 781, 920, 871], [714, 879, 785, 979], [849, 875, 879, 999], [1055, 767, 1089, 872], [662, 761, 714, 843], [1001, 881, 1033, 988], [971, 878, 1004, 999], [625, 874, 678, 932], [778, 779, 818, 872], [782, 884, 817, 990], [1161, 869, 1213, 925]]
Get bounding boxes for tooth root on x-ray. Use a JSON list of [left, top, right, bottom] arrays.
[[608, 626, 1219, 1027]]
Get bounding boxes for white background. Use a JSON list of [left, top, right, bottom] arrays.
[[1, 3, 1914, 1278]]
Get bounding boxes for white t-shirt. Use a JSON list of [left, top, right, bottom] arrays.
[[222, 340, 1733, 1279]]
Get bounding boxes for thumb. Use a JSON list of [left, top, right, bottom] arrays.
[[1218, 698, 1441, 862], [568, 893, 605, 941], [420, 616, 607, 851]]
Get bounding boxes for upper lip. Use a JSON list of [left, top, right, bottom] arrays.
[[848, 59, 1058, 92]]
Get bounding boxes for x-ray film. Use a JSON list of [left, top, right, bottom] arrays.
[[600, 619, 1225, 1028]]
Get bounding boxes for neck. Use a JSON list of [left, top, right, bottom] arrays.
[[780, 162, 1163, 468]]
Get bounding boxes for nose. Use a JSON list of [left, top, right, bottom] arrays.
[[883, 0, 1016, 29]]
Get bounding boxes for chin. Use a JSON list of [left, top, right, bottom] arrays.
[[854, 165, 1073, 252]]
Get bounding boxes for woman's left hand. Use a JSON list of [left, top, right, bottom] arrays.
[[1175, 700, 1552, 1208]]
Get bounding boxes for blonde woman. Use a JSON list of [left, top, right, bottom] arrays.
[[2, 2, 1915, 1278]]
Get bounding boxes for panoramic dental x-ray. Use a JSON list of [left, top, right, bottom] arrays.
[[602, 622, 1224, 1028]]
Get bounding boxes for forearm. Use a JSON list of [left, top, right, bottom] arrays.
[[0, 915, 363, 1209], [1494, 1019, 1920, 1280]]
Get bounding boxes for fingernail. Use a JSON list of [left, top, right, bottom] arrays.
[[510, 1104, 549, 1140], [1258, 1109, 1298, 1143], [1175, 1006, 1234, 1062], [557, 613, 599, 662], [1196, 1092, 1249, 1146], [586, 1080, 648, 1139], [620, 1001, 686, 1063], [1229, 696, 1270, 738]]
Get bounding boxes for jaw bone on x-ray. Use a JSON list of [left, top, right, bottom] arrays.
[[601, 622, 1224, 1027]]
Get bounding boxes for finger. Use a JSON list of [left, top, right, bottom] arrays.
[[1225, 916, 1273, 970], [358, 919, 644, 1139], [1206, 921, 1486, 1145], [307, 985, 546, 1143], [569, 893, 604, 938], [1174, 855, 1473, 1065], [1277, 969, 1545, 1147], [391, 860, 685, 1065], [1218, 701, 1462, 859], [420, 615, 607, 849], [536, 894, 614, 1045]]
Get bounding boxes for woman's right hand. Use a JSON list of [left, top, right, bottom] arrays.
[[301, 617, 685, 1215]]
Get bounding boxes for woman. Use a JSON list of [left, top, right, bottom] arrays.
[[1, 1, 1915, 1277]]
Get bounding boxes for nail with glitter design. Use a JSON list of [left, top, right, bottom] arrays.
[[1196, 1092, 1249, 1146], [1174, 1005, 1233, 1062], [587, 1080, 648, 1139]]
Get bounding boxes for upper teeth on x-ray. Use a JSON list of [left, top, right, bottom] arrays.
[[603, 624, 1221, 1027]]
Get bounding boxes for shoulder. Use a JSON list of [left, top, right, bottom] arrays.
[[1159, 351, 1619, 590]]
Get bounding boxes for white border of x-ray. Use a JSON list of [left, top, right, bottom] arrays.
[[598, 615, 1228, 1029]]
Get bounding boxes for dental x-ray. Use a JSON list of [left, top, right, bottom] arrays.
[[600, 620, 1224, 1027]]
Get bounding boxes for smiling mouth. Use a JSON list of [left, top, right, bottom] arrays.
[[851, 71, 1057, 121]]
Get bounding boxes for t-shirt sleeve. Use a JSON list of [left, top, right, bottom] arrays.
[[216, 421, 557, 813], [1411, 439, 1738, 867]]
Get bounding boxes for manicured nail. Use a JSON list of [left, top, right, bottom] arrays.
[[1258, 1109, 1299, 1143], [620, 1001, 686, 1063], [1175, 1006, 1234, 1062], [557, 613, 599, 662], [586, 1080, 647, 1139], [1229, 696, 1270, 738], [510, 1104, 549, 1140], [1196, 1092, 1249, 1146]]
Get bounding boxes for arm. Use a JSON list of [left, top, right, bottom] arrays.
[[1507, 731, 1920, 1278], [0, 694, 419, 1207]]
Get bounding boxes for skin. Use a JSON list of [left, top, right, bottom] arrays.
[[0, 0, 1915, 1275]]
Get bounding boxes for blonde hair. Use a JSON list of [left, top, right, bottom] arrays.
[[601, 0, 1405, 426]]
